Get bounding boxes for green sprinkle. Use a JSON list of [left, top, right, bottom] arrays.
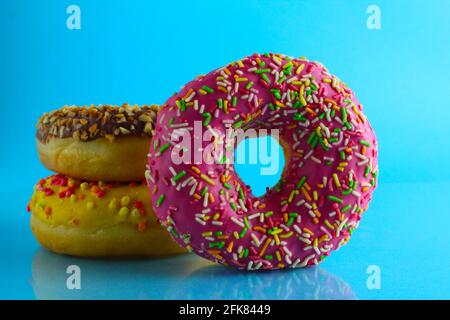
[[256, 68, 270, 74], [201, 187, 208, 196], [238, 187, 245, 200], [286, 217, 295, 227], [328, 195, 343, 203], [311, 136, 319, 149], [243, 216, 250, 229], [307, 131, 316, 145], [319, 138, 329, 151], [359, 139, 371, 147], [217, 98, 223, 109], [173, 170, 186, 182], [278, 76, 286, 84], [261, 73, 270, 83], [209, 241, 225, 249], [342, 188, 352, 195], [297, 176, 306, 189], [265, 211, 274, 217], [239, 227, 248, 238], [202, 85, 214, 93], [340, 150, 346, 160], [245, 81, 254, 90], [265, 255, 273, 260], [159, 143, 170, 154], [156, 194, 165, 207], [341, 107, 348, 122], [282, 61, 293, 69], [218, 155, 227, 164], [176, 99, 186, 111], [270, 89, 281, 100], [342, 204, 352, 212], [169, 227, 178, 237], [293, 113, 307, 122], [232, 120, 244, 129], [203, 112, 212, 126], [223, 182, 232, 190], [230, 201, 237, 211], [232, 96, 237, 107]]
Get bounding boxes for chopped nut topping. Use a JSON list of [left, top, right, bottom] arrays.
[[36, 103, 159, 143]]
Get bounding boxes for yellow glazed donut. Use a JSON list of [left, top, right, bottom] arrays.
[[28, 174, 185, 257], [36, 104, 158, 182]]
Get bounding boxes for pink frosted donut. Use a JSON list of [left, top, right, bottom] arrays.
[[147, 53, 378, 270]]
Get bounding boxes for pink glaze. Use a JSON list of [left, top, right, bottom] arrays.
[[147, 53, 378, 270]]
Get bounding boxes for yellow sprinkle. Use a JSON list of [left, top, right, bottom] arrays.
[[280, 231, 294, 238], [333, 173, 341, 188], [233, 231, 240, 239], [80, 182, 89, 190], [314, 209, 321, 218], [325, 220, 335, 230], [86, 201, 94, 210], [121, 196, 130, 206], [119, 207, 129, 217], [131, 208, 140, 218], [271, 228, 283, 235], [275, 250, 282, 261], [67, 179, 75, 188], [303, 228, 314, 235], [274, 234, 281, 245], [313, 190, 318, 201], [322, 78, 332, 83], [299, 85, 306, 105], [70, 194, 77, 203], [200, 174, 215, 186], [288, 190, 296, 203], [109, 198, 118, 209], [295, 63, 305, 74]]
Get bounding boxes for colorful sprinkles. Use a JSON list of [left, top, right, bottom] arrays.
[[28, 174, 153, 232], [146, 53, 378, 270]]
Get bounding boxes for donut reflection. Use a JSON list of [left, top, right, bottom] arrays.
[[31, 249, 356, 300]]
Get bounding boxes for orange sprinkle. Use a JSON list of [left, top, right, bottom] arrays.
[[227, 241, 234, 253], [191, 166, 201, 174], [301, 187, 312, 202], [259, 238, 271, 257], [138, 221, 148, 232], [253, 226, 266, 233]]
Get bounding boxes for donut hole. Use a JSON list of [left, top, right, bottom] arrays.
[[234, 136, 285, 197]]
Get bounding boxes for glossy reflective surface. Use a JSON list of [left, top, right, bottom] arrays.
[[1, 181, 449, 299]]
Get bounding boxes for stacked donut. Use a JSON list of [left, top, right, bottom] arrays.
[[28, 104, 185, 257]]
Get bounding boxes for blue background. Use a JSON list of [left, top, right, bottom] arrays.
[[0, 0, 449, 299]]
